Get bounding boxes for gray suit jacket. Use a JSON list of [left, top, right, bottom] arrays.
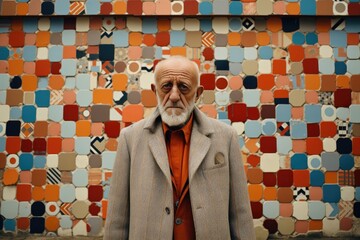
[[104, 107, 255, 240]]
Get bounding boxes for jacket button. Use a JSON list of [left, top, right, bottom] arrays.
[[175, 218, 182, 225], [165, 207, 170, 215]]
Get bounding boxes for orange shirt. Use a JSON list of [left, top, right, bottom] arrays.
[[162, 114, 195, 240]]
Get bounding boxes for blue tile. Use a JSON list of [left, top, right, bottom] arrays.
[[62, 30, 76, 46], [102, 151, 116, 169], [50, 18, 64, 32], [291, 153, 308, 169], [10, 107, 21, 119], [290, 120, 307, 139], [345, 17, 360, 33], [75, 137, 91, 154], [72, 169, 88, 187], [35, 90, 50, 107], [0, 47, 9, 60], [244, 120, 261, 138], [334, 48, 346, 61], [218, 111, 228, 119], [23, 46, 37, 62], [48, 105, 63, 122], [34, 156, 46, 168], [60, 59, 77, 76], [306, 32, 318, 45], [356, 187, 360, 201], [170, 31, 186, 47], [0, 137, 5, 152], [19, 153, 33, 170], [76, 90, 92, 107], [310, 170, 324, 186], [213, 0, 228, 14], [23, 18, 38, 33], [336, 107, 350, 121], [229, 18, 242, 31], [76, 74, 90, 90], [323, 184, 341, 203], [350, 105, 360, 123], [61, 121, 75, 138], [339, 154, 354, 170], [330, 31, 347, 48], [0, 74, 9, 90], [308, 201, 325, 220], [319, 59, 334, 74], [85, 0, 100, 14], [262, 119, 276, 136], [276, 104, 291, 122], [60, 184, 76, 203], [65, 77, 76, 89], [258, 46, 273, 59], [347, 60, 360, 74], [243, 89, 260, 107], [304, 104, 321, 123], [229, 1, 242, 15], [229, 47, 244, 62], [347, 46, 360, 59], [263, 201, 279, 219], [292, 32, 305, 45], [199, 1, 213, 15], [4, 219, 16, 232], [300, 0, 316, 15], [22, 105, 36, 123], [276, 136, 292, 155], [0, 91, 6, 104], [38, 77, 49, 89], [113, 30, 128, 47], [142, 18, 157, 34], [54, 0, 69, 15], [49, 46, 63, 62], [200, 18, 212, 32], [335, 62, 346, 75]]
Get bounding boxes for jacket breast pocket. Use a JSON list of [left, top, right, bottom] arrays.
[[202, 152, 227, 171]]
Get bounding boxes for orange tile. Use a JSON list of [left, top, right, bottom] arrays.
[[170, 47, 187, 56], [266, 17, 282, 32], [306, 137, 323, 155], [36, 31, 50, 47], [309, 220, 323, 231], [24, 62, 35, 74], [62, 138, 75, 152], [45, 184, 59, 201], [228, 32, 241, 46], [102, 200, 108, 219], [293, 170, 309, 187], [273, 59, 286, 75], [248, 184, 263, 201], [76, 120, 91, 136], [63, 46, 76, 59], [241, 32, 256, 47], [22, 74, 38, 91], [3, 168, 19, 185], [45, 216, 59, 232], [325, 172, 338, 184], [256, 32, 270, 46], [122, 104, 144, 123], [143, 34, 156, 46], [347, 33, 359, 45], [93, 89, 113, 105], [112, 74, 128, 91], [245, 138, 260, 153], [263, 187, 277, 200], [143, 2, 156, 14], [91, 123, 104, 136], [336, 75, 350, 89], [158, 19, 171, 31], [113, 1, 127, 14], [106, 138, 118, 151], [286, 2, 300, 15], [305, 74, 320, 90], [16, 3, 29, 15], [305, 91, 319, 104], [48, 122, 61, 136], [129, 32, 143, 46], [318, 32, 330, 45], [291, 107, 303, 120], [48, 75, 64, 90], [258, 74, 275, 90], [32, 186, 45, 201], [8, 59, 24, 76], [47, 137, 62, 154], [288, 45, 304, 62]]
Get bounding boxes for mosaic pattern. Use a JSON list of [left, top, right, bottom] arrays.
[[0, 0, 360, 16], [0, 16, 360, 237]]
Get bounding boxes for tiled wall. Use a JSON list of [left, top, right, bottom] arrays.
[[0, 14, 360, 237]]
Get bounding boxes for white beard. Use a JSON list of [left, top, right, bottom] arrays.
[[157, 94, 196, 127]]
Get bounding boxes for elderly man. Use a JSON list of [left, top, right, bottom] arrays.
[[104, 56, 255, 240]]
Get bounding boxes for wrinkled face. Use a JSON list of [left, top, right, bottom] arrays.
[[152, 57, 203, 128]]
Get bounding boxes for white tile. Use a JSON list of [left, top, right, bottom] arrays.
[[341, 186, 355, 201], [293, 201, 308, 220], [323, 138, 336, 152], [260, 153, 280, 172]]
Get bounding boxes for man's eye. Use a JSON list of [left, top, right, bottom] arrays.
[[162, 83, 172, 90], [179, 84, 189, 91]]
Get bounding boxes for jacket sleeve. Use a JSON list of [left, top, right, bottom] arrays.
[[228, 130, 256, 240], [104, 129, 130, 240]]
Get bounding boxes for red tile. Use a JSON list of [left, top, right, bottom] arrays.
[[307, 123, 320, 137], [306, 137, 323, 155], [0, 153, 6, 169], [16, 184, 32, 201], [88, 185, 103, 202], [293, 170, 310, 187], [228, 103, 247, 122], [273, 59, 286, 75], [353, 137, 360, 156], [6, 137, 21, 154], [247, 107, 260, 120], [32, 169, 47, 186], [349, 3, 360, 15], [216, 76, 228, 90], [288, 45, 304, 62], [260, 136, 277, 153], [17, 218, 30, 231], [63, 105, 79, 121], [200, 73, 215, 90], [334, 88, 352, 107], [21, 139, 33, 152], [64, 18, 76, 29], [89, 202, 101, 216], [127, 1, 142, 15], [263, 173, 276, 187], [155, 32, 170, 46], [51, 62, 61, 74], [9, 31, 25, 47], [303, 58, 319, 74], [47, 137, 62, 154], [100, 2, 112, 14], [355, 169, 360, 187], [247, 154, 260, 167], [320, 121, 337, 137], [250, 202, 263, 219], [203, 47, 214, 60], [33, 138, 47, 155], [277, 170, 293, 187], [35, 60, 51, 77], [104, 121, 120, 138], [184, 0, 198, 15]]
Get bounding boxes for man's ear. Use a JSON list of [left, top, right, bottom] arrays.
[[151, 84, 156, 93], [195, 86, 204, 102]]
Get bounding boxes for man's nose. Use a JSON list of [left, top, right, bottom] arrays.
[[169, 86, 180, 102]]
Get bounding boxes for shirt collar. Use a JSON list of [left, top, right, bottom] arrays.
[[162, 113, 194, 144]]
